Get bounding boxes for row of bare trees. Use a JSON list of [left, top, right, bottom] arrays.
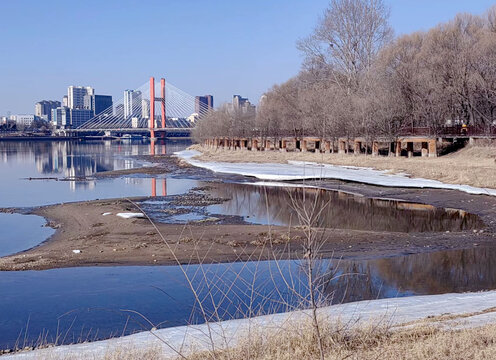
[[194, 0, 496, 143]]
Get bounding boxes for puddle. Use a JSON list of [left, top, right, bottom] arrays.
[[142, 182, 484, 232]]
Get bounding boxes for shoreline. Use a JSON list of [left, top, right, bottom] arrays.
[[187, 144, 496, 189]]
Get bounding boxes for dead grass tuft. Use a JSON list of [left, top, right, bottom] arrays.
[[184, 320, 496, 360]]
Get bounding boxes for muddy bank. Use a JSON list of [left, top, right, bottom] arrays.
[[0, 192, 494, 271]]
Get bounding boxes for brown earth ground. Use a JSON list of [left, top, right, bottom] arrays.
[[190, 144, 496, 188], [0, 189, 495, 271]]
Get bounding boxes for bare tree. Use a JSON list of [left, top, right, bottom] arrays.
[[298, 0, 393, 92]]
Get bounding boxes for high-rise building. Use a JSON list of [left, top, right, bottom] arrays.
[[195, 95, 214, 115], [62, 96, 69, 107], [229, 95, 256, 116], [69, 109, 92, 128], [52, 107, 92, 129], [67, 86, 94, 109], [83, 94, 113, 116], [123, 90, 142, 119], [52, 107, 68, 128], [35, 100, 61, 122], [141, 99, 150, 119]]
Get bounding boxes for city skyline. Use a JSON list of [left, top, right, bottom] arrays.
[[1, 0, 495, 115]]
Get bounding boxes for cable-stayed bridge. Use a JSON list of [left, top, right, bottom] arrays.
[[58, 77, 196, 138]]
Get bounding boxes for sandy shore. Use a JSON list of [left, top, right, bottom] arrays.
[[190, 144, 496, 189], [0, 190, 494, 271]]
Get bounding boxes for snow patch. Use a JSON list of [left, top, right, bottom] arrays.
[[175, 150, 496, 196], [116, 212, 145, 219]]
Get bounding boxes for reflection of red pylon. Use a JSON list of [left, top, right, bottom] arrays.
[[150, 138, 155, 156], [151, 178, 157, 197], [162, 179, 167, 196]]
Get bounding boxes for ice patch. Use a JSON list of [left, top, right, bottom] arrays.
[[102, 212, 112, 216], [116, 212, 145, 219], [175, 150, 496, 196]]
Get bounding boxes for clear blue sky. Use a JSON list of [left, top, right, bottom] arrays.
[[0, 0, 494, 115]]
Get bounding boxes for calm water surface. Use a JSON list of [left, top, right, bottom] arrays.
[[1, 247, 496, 349], [0, 214, 54, 256], [0, 139, 192, 207]]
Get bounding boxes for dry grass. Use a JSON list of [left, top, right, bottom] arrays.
[[29, 320, 496, 360], [190, 144, 496, 189], [185, 321, 496, 360]]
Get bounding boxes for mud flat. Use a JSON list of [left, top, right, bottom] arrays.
[[0, 191, 493, 271]]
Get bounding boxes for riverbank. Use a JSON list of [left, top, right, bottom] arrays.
[[5, 290, 496, 359], [189, 144, 496, 189]]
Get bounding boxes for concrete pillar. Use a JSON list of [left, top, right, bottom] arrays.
[[372, 141, 379, 156], [354, 140, 361, 155], [469, 137, 475, 145], [301, 139, 308, 152], [265, 139, 272, 151], [388, 142, 395, 157], [224, 137, 229, 150], [281, 139, 287, 152], [252, 138, 258, 151], [395, 141, 402, 157], [428, 139, 437, 157], [407, 142, 414, 158], [421, 142, 428, 157], [338, 140, 346, 154], [324, 140, 331, 154]]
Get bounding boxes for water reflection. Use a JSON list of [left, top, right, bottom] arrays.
[[205, 183, 484, 232], [371, 247, 496, 294], [0, 140, 191, 207], [1, 247, 496, 349]]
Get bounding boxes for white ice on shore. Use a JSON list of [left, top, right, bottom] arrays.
[[116, 212, 145, 219], [175, 149, 496, 196], [7, 291, 496, 359]]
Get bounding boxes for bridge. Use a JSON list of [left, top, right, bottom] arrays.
[[56, 77, 196, 138]]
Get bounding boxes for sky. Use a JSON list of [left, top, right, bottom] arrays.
[[0, 0, 495, 115]]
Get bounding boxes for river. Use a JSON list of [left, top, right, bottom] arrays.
[[0, 139, 494, 350]]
